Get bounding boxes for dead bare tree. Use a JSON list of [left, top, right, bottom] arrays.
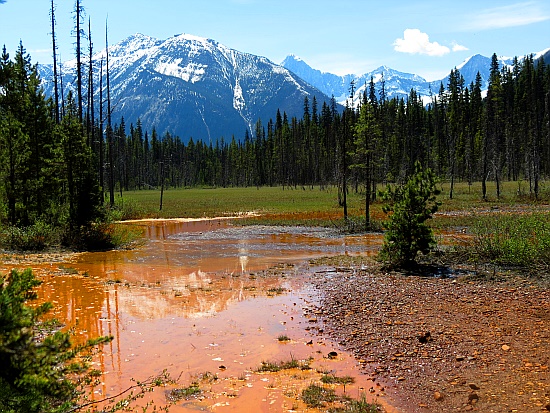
[[50, 0, 60, 124]]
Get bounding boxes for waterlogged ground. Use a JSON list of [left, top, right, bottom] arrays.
[[1, 219, 394, 412], [3, 217, 548, 412]]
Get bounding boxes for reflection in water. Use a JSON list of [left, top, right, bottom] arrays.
[[12, 221, 385, 412]]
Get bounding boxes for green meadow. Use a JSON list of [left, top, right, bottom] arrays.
[[114, 181, 550, 270], [117, 180, 548, 222]]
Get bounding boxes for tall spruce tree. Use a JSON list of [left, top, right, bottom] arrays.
[[353, 91, 380, 228], [57, 92, 102, 232], [74, 0, 84, 122], [50, 0, 60, 124], [486, 53, 504, 198]]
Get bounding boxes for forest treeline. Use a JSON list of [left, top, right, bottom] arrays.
[[104, 53, 550, 202], [0, 39, 549, 237]]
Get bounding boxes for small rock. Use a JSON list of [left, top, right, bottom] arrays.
[[456, 356, 465, 361], [434, 391, 444, 401], [219, 365, 227, 371], [545, 403, 550, 411], [397, 376, 406, 381], [468, 393, 479, 404], [502, 344, 510, 351], [417, 331, 431, 343], [468, 383, 480, 390], [327, 351, 338, 359]]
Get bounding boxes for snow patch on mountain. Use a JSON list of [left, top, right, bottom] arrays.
[[155, 59, 207, 83], [534, 48, 550, 60], [233, 79, 245, 110]]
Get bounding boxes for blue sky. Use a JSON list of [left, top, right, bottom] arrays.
[[1, 0, 549, 81]]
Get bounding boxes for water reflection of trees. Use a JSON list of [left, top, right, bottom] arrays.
[[37, 274, 109, 342], [109, 270, 288, 319], [35, 266, 289, 328]]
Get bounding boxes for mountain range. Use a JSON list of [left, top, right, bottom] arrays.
[[38, 33, 328, 142], [282, 48, 550, 106], [38, 33, 550, 143]]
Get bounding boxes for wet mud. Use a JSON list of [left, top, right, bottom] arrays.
[[1, 219, 394, 412]]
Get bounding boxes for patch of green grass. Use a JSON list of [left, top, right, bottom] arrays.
[[461, 212, 550, 268], [166, 383, 201, 401], [166, 371, 218, 402], [436, 180, 543, 211], [302, 383, 379, 412], [328, 394, 379, 413], [256, 356, 311, 373], [114, 186, 375, 224], [321, 374, 355, 385], [196, 371, 219, 383], [301, 383, 338, 408], [115, 181, 550, 231]]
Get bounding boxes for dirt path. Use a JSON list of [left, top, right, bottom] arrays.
[[310, 265, 550, 412]]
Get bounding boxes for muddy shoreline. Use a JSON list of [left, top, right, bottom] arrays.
[[309, 263, 550, 412], [3, 218, 550, 412]]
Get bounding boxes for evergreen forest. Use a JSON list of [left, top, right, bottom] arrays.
[[1, 35, 550, 247]]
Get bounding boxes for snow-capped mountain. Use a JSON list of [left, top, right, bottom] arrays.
[[282, 49, 548, 105], [281, 55, 432, 105], [38, 34, 548, 142], [38, 33, 330, 142]]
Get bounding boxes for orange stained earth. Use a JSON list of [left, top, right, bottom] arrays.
[[1, 219, 398, 413]]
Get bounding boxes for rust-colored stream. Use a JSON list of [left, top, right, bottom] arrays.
[[1, 219, 397, 412]]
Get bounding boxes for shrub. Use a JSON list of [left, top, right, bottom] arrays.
[[0, 269, 112, 413], [379, 161, 441, 268], [0, 221, 59, 251], [115, 197, 149, 221]]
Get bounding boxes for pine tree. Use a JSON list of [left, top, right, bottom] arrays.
[[50, 0, 60, 124], [105, 19, 115, 207], [353, 95, 380, 228], [0, 268, 112, 413], [379, 161, 441, 268], [74, 0, 84, 122], [486, 53, 504, 198], [56, 92, 102, 235]]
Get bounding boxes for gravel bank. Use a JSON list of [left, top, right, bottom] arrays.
[[311, 266, 550, 412]]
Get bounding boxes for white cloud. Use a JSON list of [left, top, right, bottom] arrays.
[[393, 29, 450, 57], [452, 42, 469, 52], [465, 2, 550, 30]]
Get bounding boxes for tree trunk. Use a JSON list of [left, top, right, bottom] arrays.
[[50, 0, 60, 124]]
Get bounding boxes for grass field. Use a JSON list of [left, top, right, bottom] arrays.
[[116, 185, 367, 224], [117, 180, 548, 219]]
